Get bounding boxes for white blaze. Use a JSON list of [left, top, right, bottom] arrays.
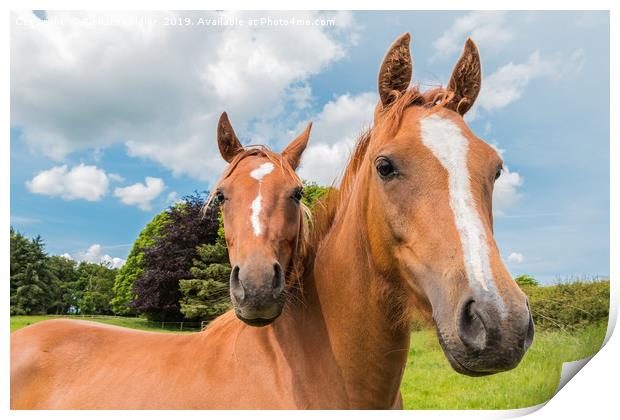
[[420, 114, 492, 292], [250, 162, 275, 180], [249, 162, 274, 236]]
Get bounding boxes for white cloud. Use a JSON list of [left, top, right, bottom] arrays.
[[108, 173, 125, 182], [114, 177, 165, 211], [297, 92, 377, 185], [287, 83, 313, 110], [431, 11, 514, 61], [11, 10, 356, 182], [507, 252, 524, 264], [494, 166, 524, 214], [100, 255, 126, 269], [26, 164, 109, 201], [431, 12, 585, 121], [166, 191, 183, 205], [470, 49, 585, 119], [64, 244, 126, 268], [489, 143, 524, 214], [558, 49, 585, 79], [298, 141, 358, 186], [478, 51, 556, 111]]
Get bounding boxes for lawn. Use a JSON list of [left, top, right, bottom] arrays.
[[401, 322, 607, 409], [10, 315, 197, 333], [10, 315, 607, 410]]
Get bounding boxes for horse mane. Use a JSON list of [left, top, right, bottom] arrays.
[[309, 85, 454, 253]]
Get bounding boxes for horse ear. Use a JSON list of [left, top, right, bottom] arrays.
[[217, 112, 243, 163], [378, 33, 413, 108], [282, 122, 312, 170], [446, 38, 482, 115]]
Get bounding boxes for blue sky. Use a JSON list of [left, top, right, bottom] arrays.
[[10, 10, 609, 282]]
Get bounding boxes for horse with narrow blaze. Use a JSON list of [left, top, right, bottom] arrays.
[[10, 33, 533, 409]]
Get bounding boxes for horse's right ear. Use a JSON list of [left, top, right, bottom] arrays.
[[282, 122, 312, 170], [446, 38, 482, 115], [217, 112, 243, 163], [378, 33, 412, 108]]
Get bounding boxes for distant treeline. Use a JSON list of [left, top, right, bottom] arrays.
[[10, 228, 118, 316], [10, 184, 330, 323]]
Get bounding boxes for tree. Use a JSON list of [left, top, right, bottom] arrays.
[[47, 255, 79, 314], [75, 261, 117, 315], [515, 274, 539, 287], [179, 241, 231, 321], [301, 181, 331, 209], [10, 228, 53, 315], [131, 192, 219, 321], [111, 211, 169, 315]]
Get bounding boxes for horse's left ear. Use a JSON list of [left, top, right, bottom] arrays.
[[282, 122, 312, 170], [446, 38, 482, 115], [378, 33, 413, 108], [217, 112, 244, 163]]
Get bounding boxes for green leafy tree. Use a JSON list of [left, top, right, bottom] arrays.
[[515, 275, 539, 287], [75, 262, 118, 314], [301, 181, 331, 208], [111, 211, 169, 315], [47, 255, 79, 314], [10, 228, 53, 315]]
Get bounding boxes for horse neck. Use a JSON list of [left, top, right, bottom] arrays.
[[304, 182, 412, 408]]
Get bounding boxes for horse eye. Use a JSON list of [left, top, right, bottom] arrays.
[[215, 191, 226, 204], [375, 157, 398, 179], [292, 188, 304, 203], [494, 167, 503, 181]]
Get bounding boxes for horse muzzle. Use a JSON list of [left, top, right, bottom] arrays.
[[434, 295, 534, 376], [230, 261, 285, 327]]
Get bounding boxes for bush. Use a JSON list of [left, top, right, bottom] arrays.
[[301, 181, 332, 209], [520, 280, 610, 331], [515, 275, 539, 287]]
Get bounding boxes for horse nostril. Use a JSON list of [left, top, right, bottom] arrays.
[[230, 265, 245, 303], [272, 262, 284, 298], [524, 302, 535, 351], [457, 299, 488, 351]]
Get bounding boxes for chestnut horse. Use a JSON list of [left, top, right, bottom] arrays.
[[10, 115, 317, 409], [301, 35, 534, 407], [11, 34, 533, 409]]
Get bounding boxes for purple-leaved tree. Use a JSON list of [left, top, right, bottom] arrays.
[[131, 192, 220, 321]]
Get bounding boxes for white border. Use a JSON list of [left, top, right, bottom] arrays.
[[2, 2, 616, 419]]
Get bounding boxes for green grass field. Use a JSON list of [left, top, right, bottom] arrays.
[[10, 316, 607, 409], [9, 315, 196, 333], [402, 322, 607, 409]]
